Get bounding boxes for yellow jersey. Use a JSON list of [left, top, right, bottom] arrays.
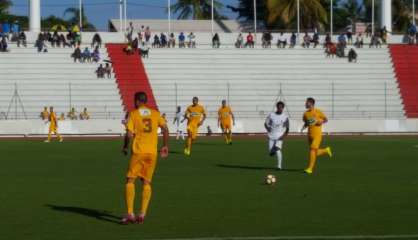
[[303, 108, 326, 137], [127, 106, 166, 155], [41, 110, 49, 120], [185, 104, 206, 127], [218, 106, 233, 124], [49, 112, 57, 126]]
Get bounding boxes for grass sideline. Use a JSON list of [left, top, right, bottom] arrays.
[[1, 136, 418, 240]]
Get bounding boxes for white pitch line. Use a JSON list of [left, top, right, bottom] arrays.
[[147, 234, 418, 240]]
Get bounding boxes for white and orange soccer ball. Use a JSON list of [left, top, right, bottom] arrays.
[[265, 174, 277, 185]]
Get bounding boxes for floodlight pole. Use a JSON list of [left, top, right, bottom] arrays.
[[372, 0, 375, 36], [124, 0, 127, 33], [79, 0, 82, 31], [253, 0, 257, 39], [330, 0, 333, 37], [413, 0, 416, 25], [168, 0, 172, 33], [211, 0, 214, 35], [119, 0, 123, 32], [297, 0, 300, 41]]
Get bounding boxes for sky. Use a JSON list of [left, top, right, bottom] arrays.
[[9, 0, 240, 31]]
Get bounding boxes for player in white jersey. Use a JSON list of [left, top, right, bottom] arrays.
[[264, 101, 289, 170], [173, 106, 185, 140]]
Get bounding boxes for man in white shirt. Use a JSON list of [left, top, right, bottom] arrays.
[[264, 101, 290, 170], [173, 106, 185, 140]]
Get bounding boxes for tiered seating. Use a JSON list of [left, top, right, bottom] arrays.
[[142, 47, 405, 119], [0, 45, 124, 119], [106, 44, 157, 111], [389, 45, 418, 118]]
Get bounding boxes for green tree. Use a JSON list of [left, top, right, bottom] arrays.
[[0, 0, 11, 15], [63, 5, 96, 31], [171, 0, 225, 19]]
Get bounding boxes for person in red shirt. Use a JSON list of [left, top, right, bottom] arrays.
[[246, 32, 254, 48]]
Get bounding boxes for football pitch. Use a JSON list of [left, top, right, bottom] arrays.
[[1, 136, 418, 240]]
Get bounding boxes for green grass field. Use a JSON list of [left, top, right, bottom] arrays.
[[1, 136, 418, 240]]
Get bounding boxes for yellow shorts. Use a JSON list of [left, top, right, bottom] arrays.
[[187, 125, 199, 140], [126, 153, 157, 182], [49, 126, 57, 134], [221, 122, 232, 131], [309, 135, 322, 150]]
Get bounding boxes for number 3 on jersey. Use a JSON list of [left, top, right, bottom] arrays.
[[142, 119, 152, 133]]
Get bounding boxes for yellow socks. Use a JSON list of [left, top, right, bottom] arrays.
[[140, 183, 152, 216], [125, 182, 135, 215]]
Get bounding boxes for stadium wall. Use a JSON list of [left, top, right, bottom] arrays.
[[1, 119, 417, 136]]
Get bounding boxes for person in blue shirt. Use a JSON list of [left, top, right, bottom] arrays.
[[179, 32, 185, 48]]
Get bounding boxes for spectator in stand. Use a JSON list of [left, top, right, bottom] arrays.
[[187, 32, 196, 48], [336, 44, 345, 58], [212, 33, 220, 48], [277, 32, 287, 48], [40, 107, 49, 120], [380, 26, 388, 44], [92, 46, 100, 62], [312, 32, 320, 48], [346, 28, 353, 45], [126, 22, 134, 42], [369, 34, 382, 48], [145, 26, 151, 43], [337, 33, 347, 48], [354, 33, 364, 48], [152, 34, 161, 48], [179, 32, 186, 48], [17, 31, 27, 47], [348, 48, 358, 63], [0, 36, 8, 52], [105, 63, 112, 78], [160, 33, 167, 48], [59, 113, 65, 121], [74, 31, 82, 46], [35, 34, 47, 53], [132, 37, 139, 50], [51, 31, 59, 47], [79, 108, 90, 120], [408, 23, 416, 44], [324, 33, 332, 48], [169, 33, 176, 48], [96, 64, 105, 78], [82, 47, 91, 62], [235, 33, 244, 48], [245, 32, 254, 48], [290, 32, 297, 48], [67, 107, 78, 120], [302, 32, 311, 48], [261, 32, 272, 48], [72, 46, 82, 62], [92, 33, 102, 48], [365, 24, 372, 37]]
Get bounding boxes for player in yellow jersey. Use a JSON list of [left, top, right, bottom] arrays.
[[182, 97, 206, 156], [301, 98, 332, 174], [44, 107, 63, 143], [218, 100, 235, 145], [40, 106, 49, 121], [121, 92, 169, 224]]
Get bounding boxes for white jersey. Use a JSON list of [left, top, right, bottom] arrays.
[[265, 112, 289, 140], [174, 111, 184, 129]]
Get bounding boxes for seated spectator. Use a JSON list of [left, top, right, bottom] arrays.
[[132, 37, 139, 50], [312, 32, 320, 48], [17, 31, 27, 47], [79, 108, 90, 120], [337, 33, 347, 48], [152, 34, 160, 48], [160, 33, 167, 48], [72, 46, 82, 62], [40, 107, 49, 120], [346, 28, 353, 45], [354, 33, 364, 48], [336, 44, 345, 58], [179, 32, 186, 48], [302, 32, 311, 48], [105, 63, 112, 78], [67, 107, 78, 120], [235, 33, 244, 48], [96, 64, 105, 78], [261, 32, 272, 48], [369, 34, 382, 48], [380, 26, 388, 44], [59, 113, 65, 121], [290, 32, 297, 48], [365, 24, 372, 37], [187, 32, 196, 48], [168, 33, 175, 48], [92, 46, 100, 62], [0, 36, 8, 52], [245, 32, 254, 48], [408, 24, 417, 44], [91, 33, 102, 48], [82, 47, 91, 62], [324, 33, 332, 48], [51, 31, 59, 47], [59, 34, 69, 47], [212, 33, 220, 48], [348, 48, 357, 63], [277, 32, 287, 48], [325, 42, 337, 58]]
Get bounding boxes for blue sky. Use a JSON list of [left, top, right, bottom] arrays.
[[9, 0, 240, 31]]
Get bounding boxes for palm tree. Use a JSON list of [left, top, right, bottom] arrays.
[[339, 0, 364, 32], [392, 0, 413, 32], [266, 0, 328, 30], [64, 5, 96, 31], [0, 0, 12, 16], [171, 0, 225, 20]]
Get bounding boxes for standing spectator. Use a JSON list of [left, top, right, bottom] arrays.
[[245, 32, 254, 48], [17, 31, 27, 47], [346, 27, 353, 45], [277, 32, 287, 48], [144, 26, 151, 43], [212, 33, 220, 48], [235, 33, 244, 48], [91, 33, 102, 48], [290, 32, 297, 48], [187, 32, 196, 48], [169, 33, 176, 48], [0, 36, 7, 52], [72, 46, 82, 62], [178, 32, 186, 48], [105, 63, 112, 78], [126, 22, 134, 42], [380, 26, 388, 44]]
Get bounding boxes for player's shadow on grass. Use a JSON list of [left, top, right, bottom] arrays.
[[217, 164, 302, 172], [45, 204, 120, 224]]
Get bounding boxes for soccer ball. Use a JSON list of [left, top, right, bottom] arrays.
[[265, 174, 277, 185]]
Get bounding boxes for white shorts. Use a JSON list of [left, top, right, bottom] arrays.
[[269, 139, 283, 151]]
